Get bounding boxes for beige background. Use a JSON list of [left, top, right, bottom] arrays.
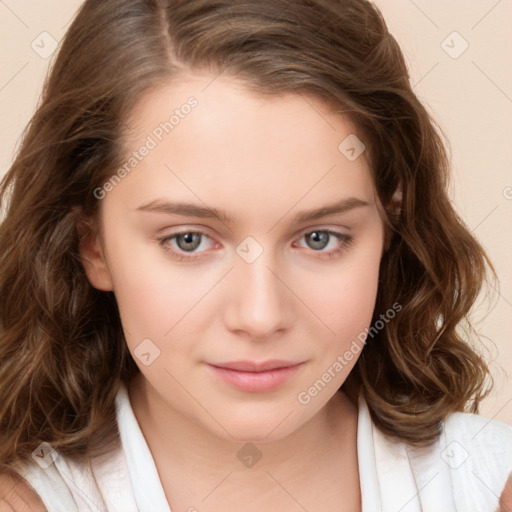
[[1, 1, 511, 424]]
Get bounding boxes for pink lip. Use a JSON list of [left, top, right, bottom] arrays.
[[207, 360, 304, 392]]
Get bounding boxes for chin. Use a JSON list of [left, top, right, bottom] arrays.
[[204, 407, 303, 444]]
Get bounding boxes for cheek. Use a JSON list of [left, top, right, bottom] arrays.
[[103, 230, 214, 347], [105, 211, 383, 357], [305, 239, 383, 347], [304, 274, 379, 376], [293, 239, 382, 400]]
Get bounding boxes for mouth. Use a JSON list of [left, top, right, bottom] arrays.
[[206, 360, 305, 393]]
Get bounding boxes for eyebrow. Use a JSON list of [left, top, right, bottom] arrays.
[[136, 197, 369, 224]]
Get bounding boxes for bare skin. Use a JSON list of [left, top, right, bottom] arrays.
[[0, 472, 46, 511], [80, 73, 381, 510], [78, 72, 512, 512], [1, 469, 511, 511], [129, 374, 361, 511]]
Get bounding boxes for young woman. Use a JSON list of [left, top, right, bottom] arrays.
[[0, 0, 511, 510]]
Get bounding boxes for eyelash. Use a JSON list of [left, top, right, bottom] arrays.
[[156, 228, 354, 262]]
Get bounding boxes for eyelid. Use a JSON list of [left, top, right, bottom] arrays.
[[157, 224, 354, 261], [295, 224, 351, 237], [157, 224, 351, 245]]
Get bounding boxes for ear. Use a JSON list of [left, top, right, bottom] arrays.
[[383, 183, 402, 251], [390, 182, 402, 216], [76, 214, 114, 291]]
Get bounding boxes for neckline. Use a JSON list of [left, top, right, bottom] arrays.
[[114, 382, 382, 511], [115, 383, 171, 511]]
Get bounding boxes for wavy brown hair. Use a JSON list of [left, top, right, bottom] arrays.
[[0, 0, 495, 472]]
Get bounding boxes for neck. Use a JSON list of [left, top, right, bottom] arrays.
[[128, 373, 360, 511]]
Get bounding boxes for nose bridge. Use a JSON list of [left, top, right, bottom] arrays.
[[226, 239, 289, 337]]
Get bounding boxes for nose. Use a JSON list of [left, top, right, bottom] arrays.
[[223, 250, 290, 340]]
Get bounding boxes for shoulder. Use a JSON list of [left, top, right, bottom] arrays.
[[0, 471, 46, 512], [441, 410, 512, 473], [441, 411, 512, 508], [443, 410, 512, 456], [9, 454, 81, 512], [445, 409, 512, 435], [12, 439, 136, 512]]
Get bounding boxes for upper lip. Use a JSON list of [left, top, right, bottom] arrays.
[[209, 360, 303, 372]]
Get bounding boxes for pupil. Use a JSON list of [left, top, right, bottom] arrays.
[[308, 231, 328, 250], [179, 233, 200, 251]]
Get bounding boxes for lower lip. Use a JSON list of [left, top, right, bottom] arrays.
[[207, 363, 303, 393]]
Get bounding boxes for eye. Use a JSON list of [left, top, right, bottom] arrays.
[[157, 228, 354, 262], [157, 231, 216, 261], [294, 229, 354, 259]]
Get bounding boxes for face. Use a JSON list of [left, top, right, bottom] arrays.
[[81, 73, 385, 443]]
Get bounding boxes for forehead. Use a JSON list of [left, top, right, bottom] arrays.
[[115, 74, 376, 219], [125, 73, 363, 149]]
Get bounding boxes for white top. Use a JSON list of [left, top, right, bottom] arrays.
[[19, 384, 512, 511]]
